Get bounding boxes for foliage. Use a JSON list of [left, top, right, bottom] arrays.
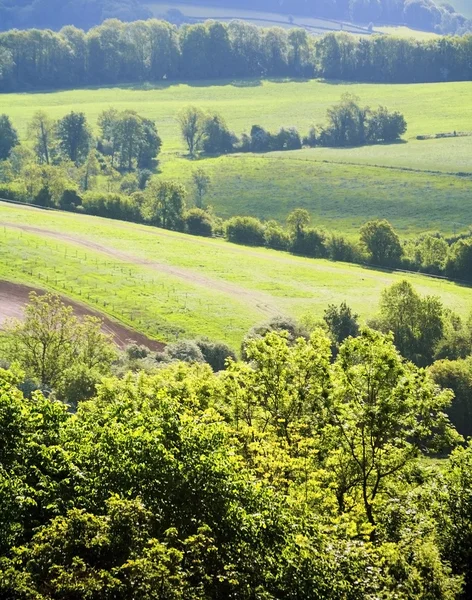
[[370, 280, 445, 366], [360, 219, 403, 266], [184, 207, 213, 237], [0, 113, 18, 160], [225, 216, 266, 246], [323, 301, 360, 352], [429, 357, 472, 438], [56, 111, 91, 165], [3, 292, 116, 395], [141, 179, 186, 230], [0, 21, 470, 94]]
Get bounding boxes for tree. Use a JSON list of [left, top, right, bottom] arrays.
[[0, 114, 18, 160], [202, 113, 235, 154], [287, 208, 310, 237], [27, 111, 55, 165], [184, 207, 213, 237], [323, 302, 360, 351], [429, 357, 472, 438], [360, 219, 402, 266], [372, 280, 445, 366], [141, 179, 186, 230], [56, 111, 91, 164], [367, 106, 407, 143], [137, 118, 162, 169], [328, 328, 456, 526], [79, 150, 100, 191], [178, 106, 205, 156], [192, 167, 211, 208], [3, 292, 116, 390]]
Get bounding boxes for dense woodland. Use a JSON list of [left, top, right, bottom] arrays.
[[0, 0, 470, 34], [2, 287, 472, 598], [0, 20, 472, 92]]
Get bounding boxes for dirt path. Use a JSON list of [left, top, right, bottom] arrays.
[[0, 280, 165, 351], [5, 222, 281, 318]]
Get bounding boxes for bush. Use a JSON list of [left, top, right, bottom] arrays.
[[160, 340, 205, 363], [326, 234, 362, 263], [241, 315, 308, 359], [184, 208, 213, 237], [290, 228, 327, 258], [264, 221, 290, 251], [196, 338, 237, 372], [0, 183, 28, 204], [225, 216, 266, 246], [82, 191, 141, 222], [59, 189, 82, 211]]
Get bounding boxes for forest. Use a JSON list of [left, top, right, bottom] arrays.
[[1, 288, 472, 598], [1, 20, 472, 93]]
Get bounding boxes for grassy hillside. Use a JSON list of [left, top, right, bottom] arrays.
[[1, 202, 472, 348], [145, 2, 370, 33], [1, 79, 471, 235]]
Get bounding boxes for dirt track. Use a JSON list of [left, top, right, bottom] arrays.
[[6, 223, 280, 318], [0, 280, 165, 351]]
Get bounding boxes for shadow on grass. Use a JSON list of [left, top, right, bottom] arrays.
[[7, 76, 316, 95]]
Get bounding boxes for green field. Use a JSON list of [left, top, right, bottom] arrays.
[[1, 202, 472, 348], [145, 2, 370, 33], [1, 78, 471, 235]]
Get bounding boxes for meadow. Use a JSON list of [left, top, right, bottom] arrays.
[[145, 2, 370, 33], [1, 78, 471, 235], [1, 202, 472, 348]]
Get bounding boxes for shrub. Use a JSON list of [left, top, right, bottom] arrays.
[[241, 315, 308, 359], [290, 228, 327, 258], [82, 191, 141, 222], [196, 338, 237, 372], [264, 221, 290, 251], [160, 340, 205, 363], [59, 189, 82, 211], [184, 208, 213, 237], [225, 216, 266, 246]]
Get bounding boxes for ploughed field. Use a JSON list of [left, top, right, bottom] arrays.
[[1, 78, 471, 235], [1, 202, 472, 349]]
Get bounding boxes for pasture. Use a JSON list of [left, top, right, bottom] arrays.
[[1, 202, 472, 348], [1, 78, 471, 235], [145, 2, 370, 33]]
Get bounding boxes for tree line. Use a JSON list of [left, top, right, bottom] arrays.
[[1, 288, 472, 598], [178, 96, 407, 156], [0, 19, 472, 92]]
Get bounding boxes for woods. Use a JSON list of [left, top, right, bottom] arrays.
[[1, 289, 472, 598], [0, 20, 471, 92]]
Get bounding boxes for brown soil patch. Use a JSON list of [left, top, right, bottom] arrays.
[[0, 279, 165, 352]]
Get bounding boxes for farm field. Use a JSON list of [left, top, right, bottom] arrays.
[[1, 79, 471, 235], [145, 2, 370, 33], [1, 202, 472, 349]]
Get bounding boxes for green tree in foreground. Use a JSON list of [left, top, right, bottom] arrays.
[[28, 111, 55, 165], [323, 301, 360, 352], [3, 292, 116, 396]]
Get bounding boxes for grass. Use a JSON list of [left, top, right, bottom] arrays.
[[2, 202, 472, 348], [375, 26, 441, 39], [1, 78, 471, 235], [162, 151, 472, 234], [145, 2, 370, 33]]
